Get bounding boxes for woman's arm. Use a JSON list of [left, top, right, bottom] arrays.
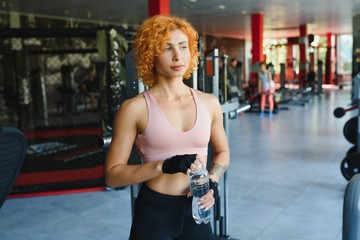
[[267, 70, 272, 85], [195, 94, 230, 211], [207, 95, 230, 182], [258, 78, 262, 93], [104, 97, 164, 188]]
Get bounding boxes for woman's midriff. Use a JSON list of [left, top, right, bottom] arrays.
[[145, 174, 190, 196]]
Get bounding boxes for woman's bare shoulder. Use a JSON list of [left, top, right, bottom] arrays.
[[114, 92, 147, 122], [194, 89, 220, 106], [120, 93, 146, 110]]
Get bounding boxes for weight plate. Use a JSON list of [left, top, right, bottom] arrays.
[[346, 145, 357, 156], [343, 117, 358, 144], [333, 107, 345, 118], [341, 153, 360, 181]]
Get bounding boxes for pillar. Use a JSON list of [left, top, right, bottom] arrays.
[[148, 0, 170, 17], [325, 32, 334, 84], [251, 13, 264, 64], [299, 24, 307, 89], [286, 44, 294, 81], [250, 13, 264, 87]]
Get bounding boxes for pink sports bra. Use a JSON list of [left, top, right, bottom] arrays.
[[136, 88, 211, 163]]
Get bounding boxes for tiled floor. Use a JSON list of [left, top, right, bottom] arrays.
[[0, 88, 352, 240]]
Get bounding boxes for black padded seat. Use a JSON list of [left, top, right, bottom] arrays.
[[0, 127, 27, 208]]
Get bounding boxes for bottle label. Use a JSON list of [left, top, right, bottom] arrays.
[[190, 181, 209, 197]]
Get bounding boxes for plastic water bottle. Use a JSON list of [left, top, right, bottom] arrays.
[[189, 162, 212, 224]]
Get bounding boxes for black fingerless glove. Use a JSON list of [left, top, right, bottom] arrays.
[[209, 178, 219, 203], [162, 154, 196, 174]]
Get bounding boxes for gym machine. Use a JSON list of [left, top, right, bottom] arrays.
[[279, 61, 321, 94], [278, 63, 313, 106], [343, 19, 360, 239], [100, 48, 147, 218], [343, 174, 360, 240], [0, 27, 125, 194], [333, 83, 360, 180], [351, 73, 360, 105], [316, 60, 323, 95], [199, 48, 250, 239]]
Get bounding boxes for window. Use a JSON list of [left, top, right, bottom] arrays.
[[337, 34, 353, 74]]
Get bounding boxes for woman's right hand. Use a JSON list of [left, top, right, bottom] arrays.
[[162, 154, 197, 174]]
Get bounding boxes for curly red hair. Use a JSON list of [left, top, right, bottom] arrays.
[[133, 15, 199, 87]]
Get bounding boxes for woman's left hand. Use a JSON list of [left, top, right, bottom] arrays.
[[187, 187, 215, 210], [187, 157, 215, 210], [196, 189, 215, 211]]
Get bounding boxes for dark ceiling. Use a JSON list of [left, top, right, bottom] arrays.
[[1, 0, 360, 39]]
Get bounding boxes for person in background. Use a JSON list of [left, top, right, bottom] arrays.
[[227, 58, 240, 101], [82, 66, 98, 109], [258, 61, 276, 117], [104, 15, 230, 240]]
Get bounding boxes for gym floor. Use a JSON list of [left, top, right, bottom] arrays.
[[0, 88, 351, 240]]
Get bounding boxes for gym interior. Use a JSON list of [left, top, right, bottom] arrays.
[[1, 0, 360, 239]]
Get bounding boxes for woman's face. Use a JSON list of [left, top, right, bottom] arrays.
[[260, 63, 266, 72], [154, 28, 191, 81]]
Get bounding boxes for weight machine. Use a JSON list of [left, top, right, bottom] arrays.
[[343, 174, 360, 240], [203, 49, 250, 239], [339, 92, 360, 239], [277, 62, 315, 106], [333, 83, 360, 180]]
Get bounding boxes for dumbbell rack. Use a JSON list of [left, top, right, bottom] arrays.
[[342, 87, 360, 240], [338, 85, 360, 181]]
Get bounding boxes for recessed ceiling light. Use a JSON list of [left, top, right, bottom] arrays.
[[189, 0, 197, 2], [218, 4, 226, 10]]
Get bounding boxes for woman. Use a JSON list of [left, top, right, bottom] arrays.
[[258, 62, 276, 117], [105, 15, 230, 240]]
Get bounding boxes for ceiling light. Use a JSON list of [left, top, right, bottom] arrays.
[[218, 4, 226, 10], [189, 0, 197, 2]]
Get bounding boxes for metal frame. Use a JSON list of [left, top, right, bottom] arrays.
[[204, 48, 220, 98], [205, 48, 246, 239]]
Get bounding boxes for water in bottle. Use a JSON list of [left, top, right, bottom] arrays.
[[189, 163, 212, 224]]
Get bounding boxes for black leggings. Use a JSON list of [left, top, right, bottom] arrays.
[[129, 184, 214, 240]]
